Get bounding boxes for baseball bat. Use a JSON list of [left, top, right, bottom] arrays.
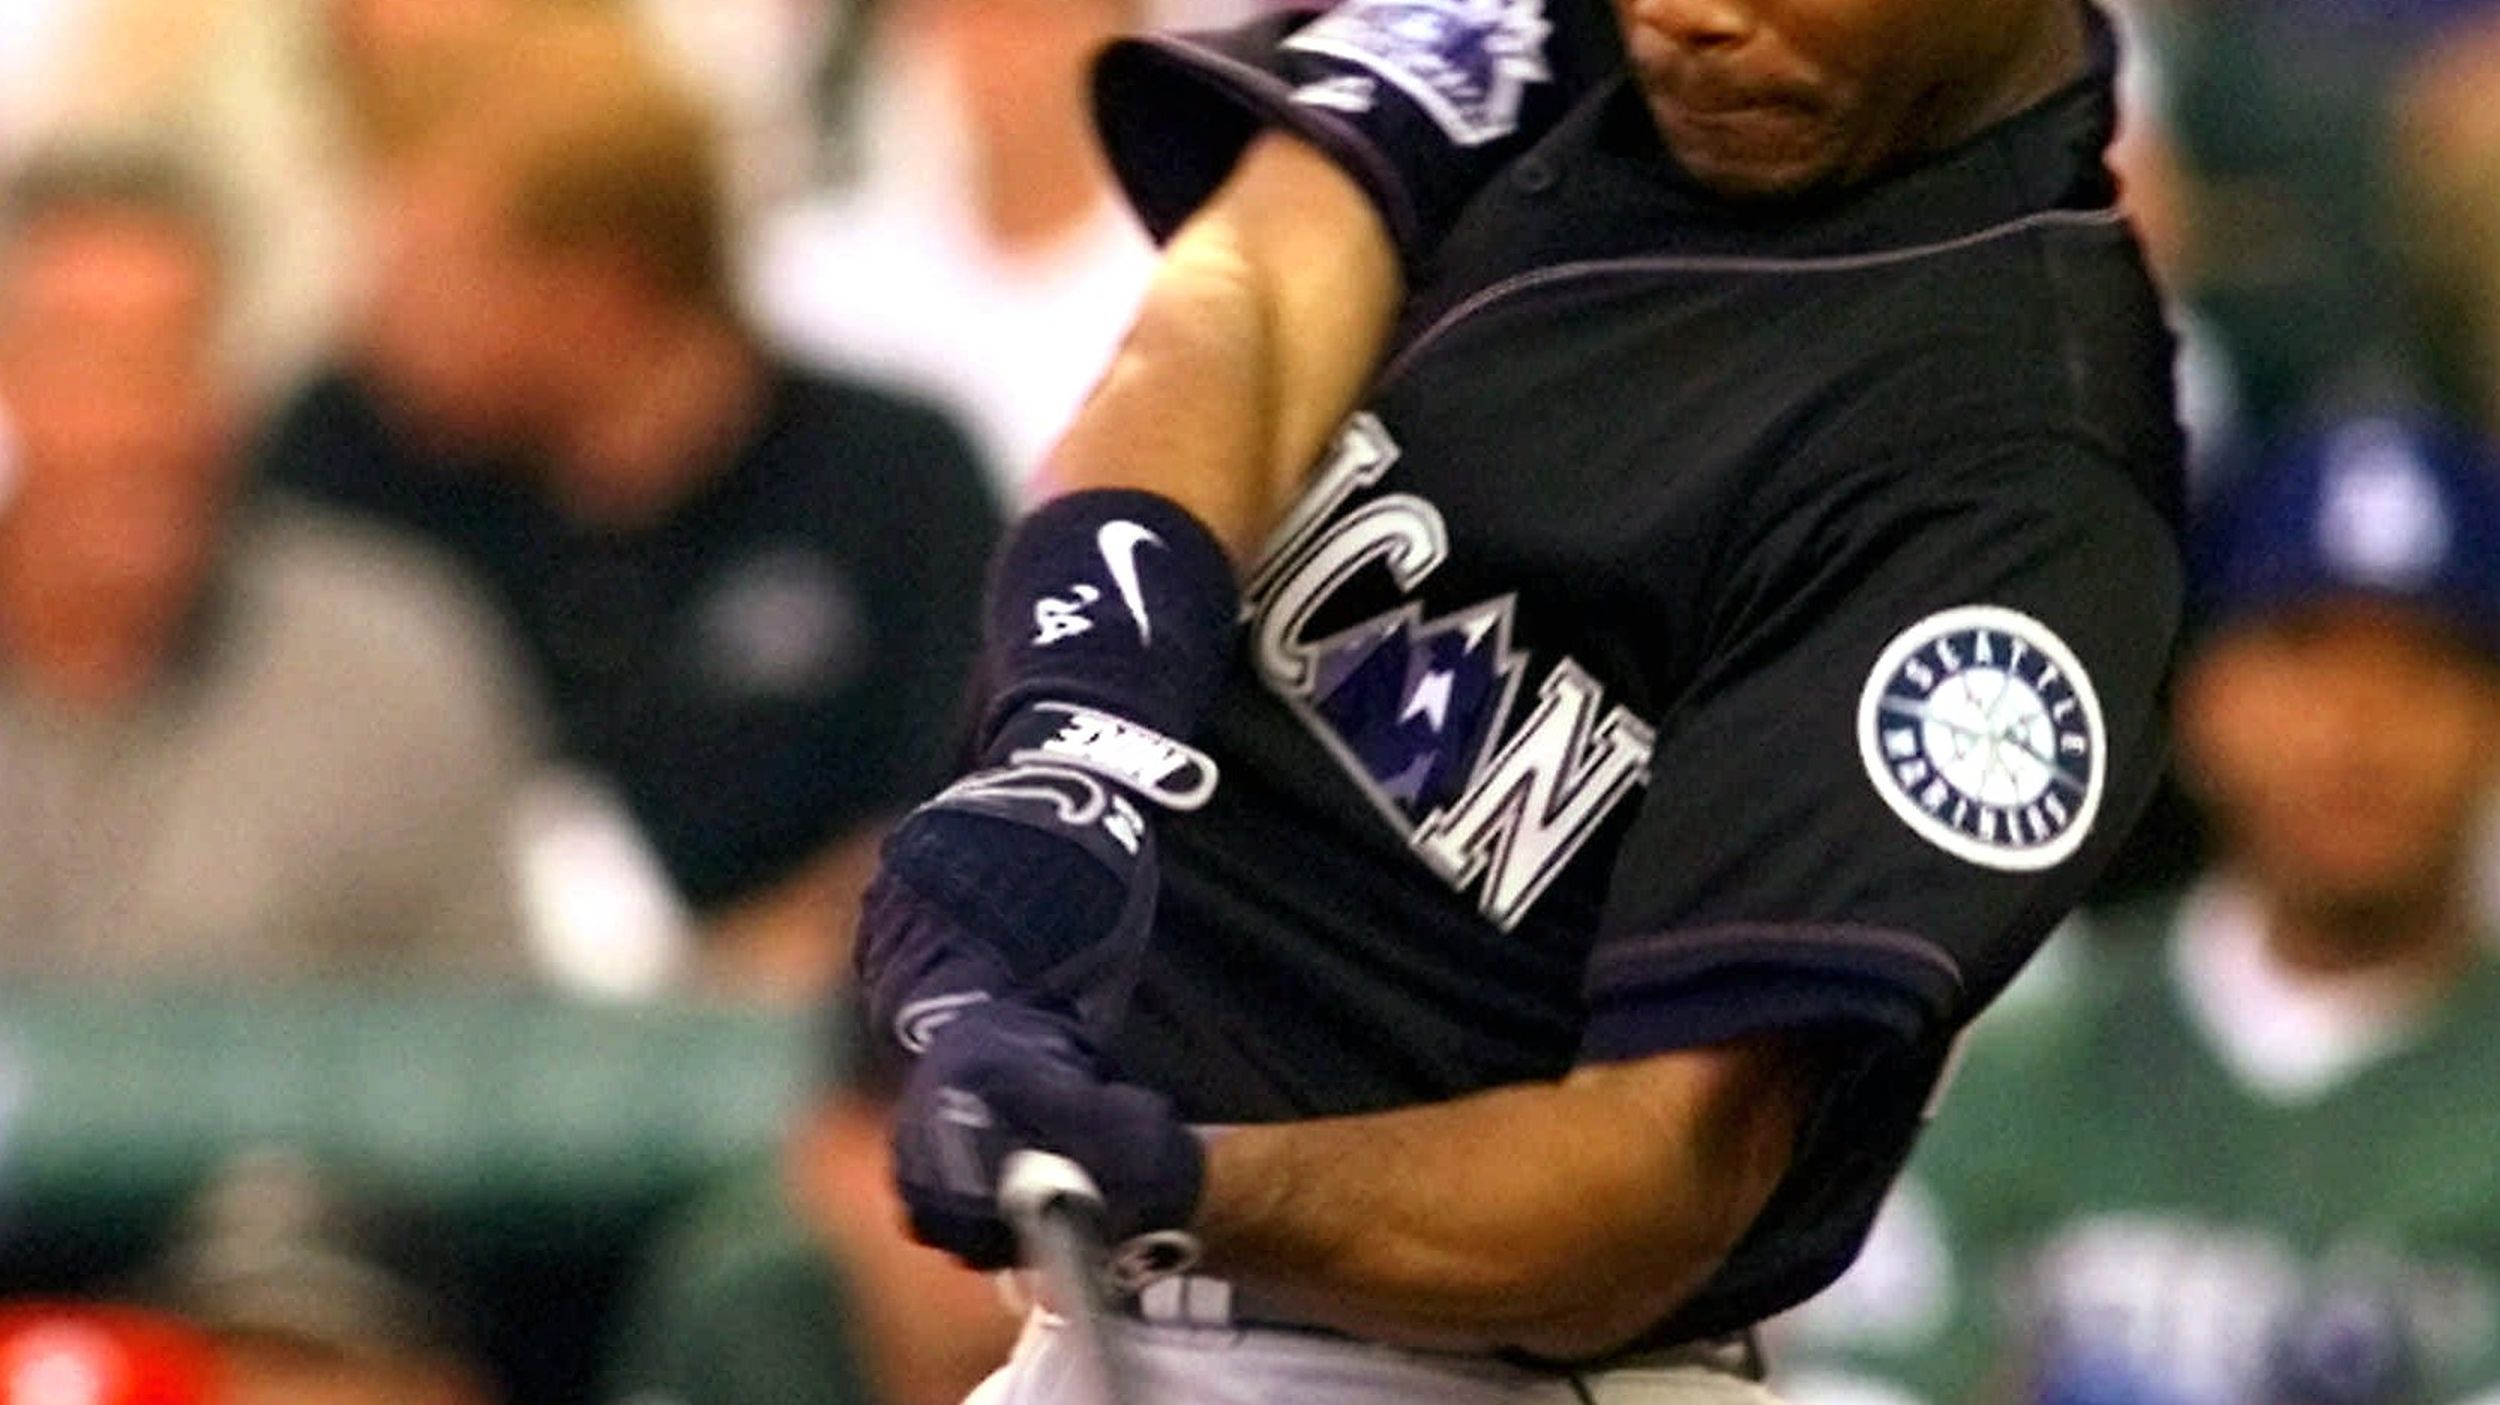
[[1000, 1151, 1146, 1405]]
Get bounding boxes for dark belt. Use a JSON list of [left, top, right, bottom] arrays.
[[1117, 1274, 1766, 1381]]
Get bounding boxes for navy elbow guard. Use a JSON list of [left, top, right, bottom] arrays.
[[1090, 0, 1622, 270], [859, 491, 1238, 1052]]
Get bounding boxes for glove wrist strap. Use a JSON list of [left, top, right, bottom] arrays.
[[989, 702, 1220, 813]]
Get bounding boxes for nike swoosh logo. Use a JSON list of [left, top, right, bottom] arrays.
[[1096, 521, 1163, 646]]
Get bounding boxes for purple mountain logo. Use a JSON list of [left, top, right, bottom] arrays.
[[1303, 596, 1526, 822]]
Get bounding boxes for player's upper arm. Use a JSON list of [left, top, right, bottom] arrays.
[[1166, 133, 1408, 509], [1053, 2, 1624, 549], [1580, 439, 2183, 1068], [1035, 133, 1400, 555]]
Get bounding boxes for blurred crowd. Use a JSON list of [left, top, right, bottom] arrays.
[[0, 0, 1237, 1398], [0, 0, 2495, 1402]]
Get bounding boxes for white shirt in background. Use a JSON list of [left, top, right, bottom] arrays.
[[746, 38, 1156, 501]]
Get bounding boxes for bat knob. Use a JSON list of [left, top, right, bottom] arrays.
[[1000, 1150, 1106, 1225]]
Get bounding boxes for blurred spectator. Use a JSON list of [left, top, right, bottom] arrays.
[[0, 140, 532, 981], [148, 1151, 498, 1405], [603, 1001, 1015, 1405], [262, 13, 1000, 1001], [1775, 415, 2500, 1405], [750, 0, 1156, 495], [2396, 9, 2500, 438], [0, 1304, 218, 1405], [2133, 0, 2500, 442], [22, 0, 866, 402], [20, 0, 691, 401]]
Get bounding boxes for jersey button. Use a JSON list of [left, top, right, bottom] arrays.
[[1510, 156, 1558, 194]]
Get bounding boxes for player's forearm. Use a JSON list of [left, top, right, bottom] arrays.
[[1192, 1033, 1809, 1360], [1038, 133, 1401, 563]]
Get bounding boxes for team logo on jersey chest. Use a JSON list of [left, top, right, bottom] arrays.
[[1858, 605, 2105, 872], [1283, 0, 1553, 147], [1248, 416, 1654, 931]]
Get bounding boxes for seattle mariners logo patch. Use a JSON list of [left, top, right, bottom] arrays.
[[1283, 0, 1554, 147], [1858, 606, 2104, 872]]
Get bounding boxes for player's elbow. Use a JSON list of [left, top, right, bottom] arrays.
[[1323, 1194, 1743, 1359], [1499, 1040, 1814, 1359], [1493, 1224, 1743, 1361]]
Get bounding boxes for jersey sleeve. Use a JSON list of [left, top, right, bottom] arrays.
[[1579, 442, 2182, 1065], [1089, 0, 1621, 267]]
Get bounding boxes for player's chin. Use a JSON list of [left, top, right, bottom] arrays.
[[1650, 103, 1847, 203]]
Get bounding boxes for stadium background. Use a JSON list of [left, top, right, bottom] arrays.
[[0, 1, 2496, 1402]]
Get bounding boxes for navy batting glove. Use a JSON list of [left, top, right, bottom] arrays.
[[890, 1000, 1205, 1271], [857, 735, 1168, 1058], [856, 491, 1239, 1060]]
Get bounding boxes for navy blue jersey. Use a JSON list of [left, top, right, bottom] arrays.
[[1095, 3, 2184, 1353]]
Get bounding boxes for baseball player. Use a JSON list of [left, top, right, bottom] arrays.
[[852, 0, 2187, 1400]]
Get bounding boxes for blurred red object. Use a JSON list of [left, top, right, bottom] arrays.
[[0, 1305, 218, 1405]]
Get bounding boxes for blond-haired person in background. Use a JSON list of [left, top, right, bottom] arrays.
[[263, 13, 999, 1002]]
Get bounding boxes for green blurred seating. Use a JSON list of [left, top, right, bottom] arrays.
[[0, 986, 820, 1403]]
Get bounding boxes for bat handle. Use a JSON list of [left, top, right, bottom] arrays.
[[999, 1152, 1146, 1405]]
